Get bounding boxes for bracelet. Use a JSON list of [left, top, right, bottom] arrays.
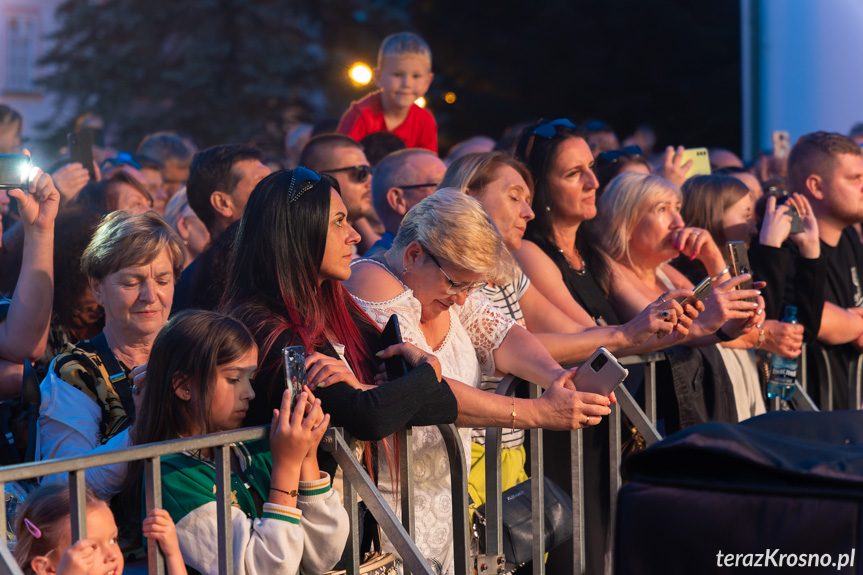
[[715, 327, 734, 342], [755, 327, 766, 349], [510, 396, 516, 432], [711, 266, 730, 283], [270, 486, 299, 497]]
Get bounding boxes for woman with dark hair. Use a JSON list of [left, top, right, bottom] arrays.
[[223, 168, 599, 574]]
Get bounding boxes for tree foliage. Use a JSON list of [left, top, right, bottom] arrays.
[[39, 0, 409, 151]]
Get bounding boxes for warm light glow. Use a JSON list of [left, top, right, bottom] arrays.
[[349, 63, 372, 86], [415, 97, 426, 108], [444, 92, 457, 104]]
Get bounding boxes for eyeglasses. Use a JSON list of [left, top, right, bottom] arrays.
[[288, 166, 321, 204], [421, 244, 488, 296], [397, 182, 439, 190], [320, 164, 372, 183], [595, 145, 643, 167], [523, 118, 578, 163]]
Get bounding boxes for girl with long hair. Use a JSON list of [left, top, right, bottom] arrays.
[[128, 310, 348, 575]]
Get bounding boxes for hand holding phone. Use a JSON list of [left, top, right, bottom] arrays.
[[283, 346, 307, 409], [726, 241, 757, 302], [380, 314, 410, 380], [68, 132, 96, 180], [0, 154, 31, 190], [573, 347, 629, 396], [677, 276, 713, 308]]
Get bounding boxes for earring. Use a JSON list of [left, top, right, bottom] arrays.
[[184, 391, 190, 399], [545, 206, 551, 212]]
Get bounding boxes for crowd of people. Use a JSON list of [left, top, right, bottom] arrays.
[[2, 29, 863, 575]]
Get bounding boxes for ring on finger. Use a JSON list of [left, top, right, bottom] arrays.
[[660, 309, 672, 320], [659, 292, 668, 303], [585, 415, 591, 425]]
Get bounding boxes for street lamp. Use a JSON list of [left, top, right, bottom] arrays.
[[349, 63, 372, 86]]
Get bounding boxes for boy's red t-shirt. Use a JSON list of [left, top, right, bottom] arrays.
[[337, 90, 438, 154]]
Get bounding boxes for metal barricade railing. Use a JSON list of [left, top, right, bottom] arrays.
[[0, 424, 471, 575], [482, 352, 668, 575]]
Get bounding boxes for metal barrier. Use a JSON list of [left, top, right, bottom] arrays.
[[0, 423, 470, 575], [482, 352, 668, 575]]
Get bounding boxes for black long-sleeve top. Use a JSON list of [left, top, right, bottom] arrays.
[[234, 304, 459, 441]]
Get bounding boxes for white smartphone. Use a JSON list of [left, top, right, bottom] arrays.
[[573, 347, 629, 395]]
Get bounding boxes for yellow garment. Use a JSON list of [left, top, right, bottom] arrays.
[[468, 442, 528, 520]]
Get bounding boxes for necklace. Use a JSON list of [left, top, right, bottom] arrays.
[[558, 244, 587, 276]]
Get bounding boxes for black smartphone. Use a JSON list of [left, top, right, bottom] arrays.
[[381, 314, 409, 380], [678, 276, 712, 308], [68, 131, 96, 180], [726, 241, 757, 303], [573, 347, 629, 395], [282, 346, 306, 409], [776, 195, 804, 234], [0, 154, 30, 190]]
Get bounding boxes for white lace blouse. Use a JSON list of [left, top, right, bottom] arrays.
[[350, 259, 516, 575]]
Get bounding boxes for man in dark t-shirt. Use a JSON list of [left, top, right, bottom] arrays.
[[788, 131, 863, 409]]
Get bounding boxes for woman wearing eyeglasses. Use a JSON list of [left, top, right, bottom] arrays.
[[224, 170, 605, 575], [345, 189, 613, 575]]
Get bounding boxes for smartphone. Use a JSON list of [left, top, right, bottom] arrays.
[[380, 314, 409, 380], [776, 195, 804, 234], [726, 241, 757, 303], [282, 346, 306, 409], [678, 276, 712, 308], [573, 347, 629, 395], [772, 130, 791, 161], [68, 131, 96, 180], [681, 147, 711, 178], [0, 154, 30, 190]]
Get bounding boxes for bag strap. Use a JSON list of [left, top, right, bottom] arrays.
[[90, 333, 136, 425]]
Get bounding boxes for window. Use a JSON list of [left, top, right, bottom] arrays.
[[6, 13, 37, 93]]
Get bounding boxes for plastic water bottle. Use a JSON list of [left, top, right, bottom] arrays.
[[767, 305, 798, 401]]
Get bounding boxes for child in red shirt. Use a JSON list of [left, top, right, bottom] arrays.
[[337, 32, 437, 153]]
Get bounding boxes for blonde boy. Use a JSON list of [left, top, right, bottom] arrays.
[[337, 32, 437, 153]]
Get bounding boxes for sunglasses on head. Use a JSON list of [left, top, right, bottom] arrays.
[[595, 145, 643, 167], [523, 119, 579, 163], [101, 151, 142, 171], [288, 166, 321, 204], [321, 164, 372, 183]]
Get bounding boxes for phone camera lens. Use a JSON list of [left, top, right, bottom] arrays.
[[590, 354, 608, 372]]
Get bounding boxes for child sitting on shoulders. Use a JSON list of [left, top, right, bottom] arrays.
[[14, 482, 186, 575], [337, 32, 437, 153]]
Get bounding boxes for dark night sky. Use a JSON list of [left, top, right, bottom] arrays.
[[380, 0, 743, 156]]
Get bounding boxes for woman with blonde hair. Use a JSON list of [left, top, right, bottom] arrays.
[[344, 188, 611, 573]]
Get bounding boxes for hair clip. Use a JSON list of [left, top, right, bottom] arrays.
[[24, 518, 42, 539]]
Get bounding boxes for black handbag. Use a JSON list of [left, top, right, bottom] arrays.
[[473, 477, 574, 566]]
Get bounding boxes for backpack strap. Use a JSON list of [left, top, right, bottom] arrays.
[[90, 332, 136, 425]]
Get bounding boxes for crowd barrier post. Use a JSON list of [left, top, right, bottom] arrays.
[[0, 425, 438, 575]]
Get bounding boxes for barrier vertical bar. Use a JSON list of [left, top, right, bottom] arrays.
[[644, 359, 657, 425], [0, 480, 5, 544], [214, 445, 233, 575], [438, 424, 470, 575], [399, 428, 415, 575], [343, 476, 360, 575], [571, 427, 584, 574], [529, 384, 545, 575], [69, 470, 87, 541], [145, 456, 165, 575], [607, 401, 622, 574]]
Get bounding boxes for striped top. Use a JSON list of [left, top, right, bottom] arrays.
[[473, 270, 531, 448]]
